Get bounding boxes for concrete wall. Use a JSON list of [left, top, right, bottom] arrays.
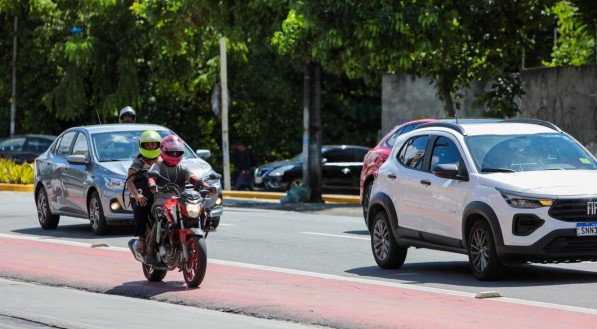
[[382, 66, 597, 153], [519, 65, 597, 153]]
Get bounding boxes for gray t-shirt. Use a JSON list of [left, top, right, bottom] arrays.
[[149, 162, 195, 204]]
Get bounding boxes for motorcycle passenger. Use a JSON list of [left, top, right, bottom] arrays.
[[144, 135, 215, 265], [119, 106, 136, 123], [127, 130, 162, 256]]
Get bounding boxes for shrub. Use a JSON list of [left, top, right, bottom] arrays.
[[0, 158, 35, 184]]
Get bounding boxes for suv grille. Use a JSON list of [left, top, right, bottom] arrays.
[[549, 199, 597, 222]]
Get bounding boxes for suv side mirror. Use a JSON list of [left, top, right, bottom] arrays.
[[432, 163, 469, 181]]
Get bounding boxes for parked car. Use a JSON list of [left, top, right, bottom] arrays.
[[253, 145, 370, 194], [33, 124, 222, 235], [0, 134, 56, 164], [360, 119, 436, 219], [368, 118, 597, 280]]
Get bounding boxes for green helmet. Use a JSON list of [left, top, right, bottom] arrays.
[[139, 130, 162, 159]]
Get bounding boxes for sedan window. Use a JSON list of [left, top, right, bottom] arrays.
[[398, 136, 429, 170], [55, 132, 76, 156], [0, 137, 25, 151], [72, 133, 89, 158], [324, 149, 353, 163]]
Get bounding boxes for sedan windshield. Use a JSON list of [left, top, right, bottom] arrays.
[[92, 130, 194, 162], [466, 133, 597, 172]]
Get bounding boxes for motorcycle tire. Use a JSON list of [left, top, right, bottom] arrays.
[[183, 235, 207, 288], [142, 263, 167, 282]]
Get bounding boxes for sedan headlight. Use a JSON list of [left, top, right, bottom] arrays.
[[104, 177, 125, 190], [268, 165, 294, 177], [186, 204, 201, 218], [499, 190, 554, 209]]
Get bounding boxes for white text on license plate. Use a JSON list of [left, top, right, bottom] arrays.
[[576, 222, 597, 236]]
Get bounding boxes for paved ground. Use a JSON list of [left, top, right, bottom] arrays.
[[223, 197, 362, 218]]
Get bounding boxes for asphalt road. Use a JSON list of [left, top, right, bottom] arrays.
[[2, 191, 597, 325]]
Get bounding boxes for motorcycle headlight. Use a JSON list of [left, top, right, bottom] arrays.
[[268, 165, 294, 177], [104, 177, 125, 190], [499, 190, 554, 209], [186, 203, 201, 218]]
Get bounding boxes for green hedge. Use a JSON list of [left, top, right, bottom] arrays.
[[0, 159, 35, 184]]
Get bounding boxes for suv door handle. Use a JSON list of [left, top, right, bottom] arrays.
[[388, 174, 397, 180], [420, 180, 431, 185]]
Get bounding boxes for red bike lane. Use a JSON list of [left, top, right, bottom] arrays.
[[1, 235, 595, 329]]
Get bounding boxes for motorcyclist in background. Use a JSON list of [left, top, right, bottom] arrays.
[[144, 135, 216, 265], [127, 130, 162, 256], [119, 106, 136, 123]]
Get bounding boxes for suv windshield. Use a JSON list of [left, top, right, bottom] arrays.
[[466, 133, 597, 172], [92, 130, 195, 162]]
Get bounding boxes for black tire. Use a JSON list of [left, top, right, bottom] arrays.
[[371, 211, 407, 269], [467, 219, 503, 281], [287, 178, 303, 190], [182, 235, 207, 288], [88, 191, 109, 235], [362, 181, 373, 220], [36, 187, 60, 229], [142, 263, 168, 282]]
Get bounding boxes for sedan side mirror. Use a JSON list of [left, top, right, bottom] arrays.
[[432, 163, 469, 181], [196, 149, 211, 159], [66, 154, 88, 165]]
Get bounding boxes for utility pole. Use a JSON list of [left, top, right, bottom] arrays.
[[219, 37, 231, 190], [302, 61, 323, 203], [10, 8, 18, 136]]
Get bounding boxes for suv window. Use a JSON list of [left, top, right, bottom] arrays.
[[352, 148, 368, 162], [398, 135, 429, 170], [55, 132, 76, 156], [324, 149, 352, 163], [430, 137, 462, 169]]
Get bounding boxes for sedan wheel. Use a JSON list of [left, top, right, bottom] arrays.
[[371, 211, 407, 269], [288, 178, 303, 190], [36, 187, 60, 229], [468, 220, 502, 280], [89, 191, 109, 235]]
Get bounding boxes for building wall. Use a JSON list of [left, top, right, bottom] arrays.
[[382, 65, 597, 152]]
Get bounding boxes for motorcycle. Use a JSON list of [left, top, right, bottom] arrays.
[[128, 171, 222, 288]]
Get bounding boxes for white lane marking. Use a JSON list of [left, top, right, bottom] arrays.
[[300, 231, 369, 240], [2, 232, 597, 315]]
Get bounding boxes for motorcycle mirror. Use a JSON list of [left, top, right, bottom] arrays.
[[209, 172, 222, 180], [146, 170, 161, 179]]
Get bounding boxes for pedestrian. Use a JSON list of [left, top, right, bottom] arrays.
[[119, 106, 136, 123], [126, 130, 162, 256], [144, 135, 216, 265], [232, 143, 256, 190]]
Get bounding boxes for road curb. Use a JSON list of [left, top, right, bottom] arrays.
[[0, 184, 360, 204]]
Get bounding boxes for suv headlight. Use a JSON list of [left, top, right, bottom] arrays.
[[499, 190, 554, 209], [104, 177, 125, 190], [268, 165, 294, 177]]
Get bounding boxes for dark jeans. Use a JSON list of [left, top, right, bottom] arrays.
[[132, 201, 152, 237]]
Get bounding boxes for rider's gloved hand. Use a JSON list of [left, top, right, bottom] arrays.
[[194, 179, 204, 191]]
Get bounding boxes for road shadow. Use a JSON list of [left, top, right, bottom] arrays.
[[344, 230, 368, 236], [346, 261, 597, 288], [224, 198, 362, 217], [105, 279, 198, 299], [12, 224, 135, 240]]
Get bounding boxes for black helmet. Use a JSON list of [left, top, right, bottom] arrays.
[[119, 106, 136, 123]]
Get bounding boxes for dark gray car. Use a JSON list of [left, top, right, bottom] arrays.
[[33, 124, 222, 235]]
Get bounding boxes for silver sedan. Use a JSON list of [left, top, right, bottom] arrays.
[[33, 123, 222, 235]]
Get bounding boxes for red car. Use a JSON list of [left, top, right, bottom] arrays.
[[359, 119, 437, 219]]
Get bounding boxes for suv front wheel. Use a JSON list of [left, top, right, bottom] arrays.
[[467, 219, 503, 281], [371, 211, 407, 269]]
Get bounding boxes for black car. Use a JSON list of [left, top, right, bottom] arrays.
[[0, 134, 56, 164], [253, 145, 369, 194]]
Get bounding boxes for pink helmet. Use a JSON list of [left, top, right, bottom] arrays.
[[160, 135, 185, 166]]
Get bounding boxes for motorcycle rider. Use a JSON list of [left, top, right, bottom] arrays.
[[119, 106, 136, 123], [127, 130, 162, 256], [144, 135, 216, 265]]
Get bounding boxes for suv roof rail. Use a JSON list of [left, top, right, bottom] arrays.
[[501, 119, 562, 132], [414, 122, 468, 135]]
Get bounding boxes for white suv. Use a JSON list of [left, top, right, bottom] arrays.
[[367, 119, 597, 280]]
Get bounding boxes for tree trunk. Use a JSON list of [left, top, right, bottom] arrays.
[[439, 79, 456, 118]]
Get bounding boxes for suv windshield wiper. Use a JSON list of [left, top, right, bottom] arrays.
[[481, 168, 516, 173]]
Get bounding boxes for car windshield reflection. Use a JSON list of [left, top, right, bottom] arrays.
[[92, 130, 194, 162]]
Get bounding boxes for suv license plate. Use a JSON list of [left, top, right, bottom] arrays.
[[254, 177, 263, 184], [576, 222, 597, 236]]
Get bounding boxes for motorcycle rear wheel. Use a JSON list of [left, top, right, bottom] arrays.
[[142, 263, 167, 282], [183, 235, 207, 288]]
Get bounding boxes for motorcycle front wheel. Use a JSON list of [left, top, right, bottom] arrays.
[[142, 263, 167, 282], [183, 235, 207, 288]]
